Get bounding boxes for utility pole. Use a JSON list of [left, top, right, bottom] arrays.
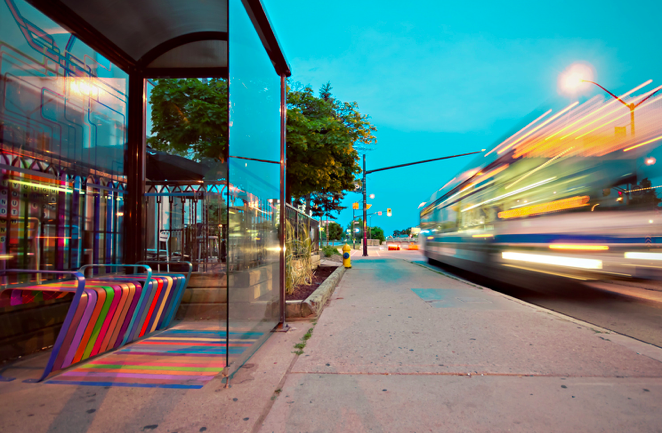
[[362, 154, 368, 256], [360, 150, 482, 257]]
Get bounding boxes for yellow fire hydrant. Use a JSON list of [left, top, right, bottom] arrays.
[[342, 244, 352, 268]]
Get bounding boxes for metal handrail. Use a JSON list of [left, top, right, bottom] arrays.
[[78, 264, 153, 347]]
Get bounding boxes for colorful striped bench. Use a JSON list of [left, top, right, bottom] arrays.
[[0, 263, 191, 382]]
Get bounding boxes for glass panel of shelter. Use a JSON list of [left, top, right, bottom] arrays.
[[144, 79, 229, 274], [226, 0, 282, 375], [143, 76, 230, 374], [0, 0, 128, 282], [0, 0, 128, 362]]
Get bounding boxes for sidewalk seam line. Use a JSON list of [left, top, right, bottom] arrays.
[[250, 348, 301, 433], [287, 371, 662, 378]]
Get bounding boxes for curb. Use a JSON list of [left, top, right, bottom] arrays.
[[286, 265, 346, 318]]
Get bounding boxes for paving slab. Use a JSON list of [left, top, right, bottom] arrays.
[[259, 255, 662, 432], [0, 325, 306, 433], [260, 374, 662, 433]]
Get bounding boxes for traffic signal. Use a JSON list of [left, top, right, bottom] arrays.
[[387, 208, 392, 217], [378, 211, 382, 216], [353, 202, 359, 210]]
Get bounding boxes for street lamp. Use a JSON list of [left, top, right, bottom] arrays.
[[559, 64, 661, 137], [579, 80, 661, 137], [558, 62, 595, 95]]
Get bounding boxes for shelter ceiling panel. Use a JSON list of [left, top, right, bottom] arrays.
[[59, 0, 228, 61], [148, 41, 228, 69]]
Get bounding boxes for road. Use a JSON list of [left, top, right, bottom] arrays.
[[358, 246, 662, 348]]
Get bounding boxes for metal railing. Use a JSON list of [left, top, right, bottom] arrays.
[[285, 204, 319, 256]]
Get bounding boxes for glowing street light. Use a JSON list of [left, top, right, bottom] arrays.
[[646, 157, 656, 166], [558, 63, 594, 95]]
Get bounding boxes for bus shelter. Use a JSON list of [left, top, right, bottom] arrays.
[[0, 0, 290, 383]]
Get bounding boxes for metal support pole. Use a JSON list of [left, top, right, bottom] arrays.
[[362, 154, 368, 256], [124, 73, 146, 265], [630, 104, 635, 136], [352, 207, 355, 249], [279, 75, 287, 328]]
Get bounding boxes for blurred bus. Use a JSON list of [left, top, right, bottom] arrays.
[[420, 87, 662, 283]]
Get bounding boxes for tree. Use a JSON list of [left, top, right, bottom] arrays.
[[148, 79, 377, 209], [370, 226, 385, 244], [286, 82, 377, 203], [148, 78, 228, 161], [310, 190, 346, 219], [310, 190, 346, 245], [393, 227, 412, 237], [629, 178, 661, 208], [327, 222, 343, 242]]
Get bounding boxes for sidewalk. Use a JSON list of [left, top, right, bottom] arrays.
[[2, 254, 661, 432], [0, 323, 308, 433], [258, 254, 662, 432]]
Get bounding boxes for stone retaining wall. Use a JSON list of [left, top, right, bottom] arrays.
[[286, 265, 345, 318]]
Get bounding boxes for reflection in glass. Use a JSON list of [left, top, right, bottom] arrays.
[[0, 0, 127, 280], [227, 0, 282, 374]]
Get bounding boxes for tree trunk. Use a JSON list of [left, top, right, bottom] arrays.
[[285, 181, 292, 205]]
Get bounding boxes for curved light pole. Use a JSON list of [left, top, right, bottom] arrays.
[[581, 80, 662, 137]]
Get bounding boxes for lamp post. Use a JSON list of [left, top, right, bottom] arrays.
[[361, 150, 482, 257], [578, 80, 662, 137]]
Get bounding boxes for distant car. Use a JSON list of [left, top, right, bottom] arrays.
[[387, 243, 400, 251]]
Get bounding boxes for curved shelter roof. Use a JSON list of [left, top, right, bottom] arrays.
[[26, 0, 290, 77]]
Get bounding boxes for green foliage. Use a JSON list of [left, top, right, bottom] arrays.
[[286, 82, 377, 202], [292, 325, 315, 355], [148, 78, 228, 161], [311, 191, 346, 219], [629, 178, 662, 208], [393, 227, 412, 237], [370, 226, 385, 244], [322, 246, 340, 257], [285, 218, 313, 295], [149, 79, 376, 210], [327, 221, 343, 242]]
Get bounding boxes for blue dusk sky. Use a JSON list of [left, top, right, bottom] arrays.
[[264, 0, 662, 236]]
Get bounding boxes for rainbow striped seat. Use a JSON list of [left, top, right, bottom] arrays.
[[0, 265, 190, 381]]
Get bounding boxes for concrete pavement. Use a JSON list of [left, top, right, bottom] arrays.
[[0, 324, 309, 433], [1, 250, 661, 432], [259, 252, 662, 432]]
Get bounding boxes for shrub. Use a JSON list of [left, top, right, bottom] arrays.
[[285, 219, 313, 295], [322, 246, 340, 257]]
